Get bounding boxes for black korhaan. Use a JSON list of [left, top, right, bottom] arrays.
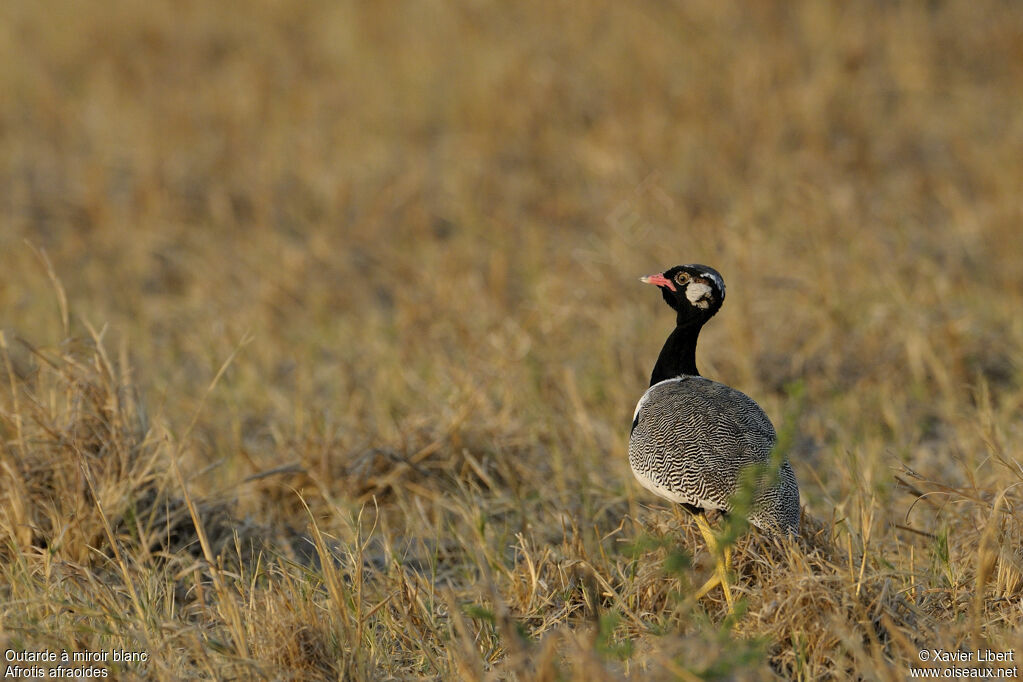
[[629, 264, 800, 606]]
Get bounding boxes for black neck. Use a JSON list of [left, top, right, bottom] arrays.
[[649, 319, 703, 385]]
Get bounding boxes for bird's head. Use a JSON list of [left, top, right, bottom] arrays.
[[640, 264, 726, 323]]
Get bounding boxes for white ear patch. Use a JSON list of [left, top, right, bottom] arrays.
[[685, 282, 713, 308]]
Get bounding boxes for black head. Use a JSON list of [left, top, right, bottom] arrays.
[[640, 264, 726, 323]]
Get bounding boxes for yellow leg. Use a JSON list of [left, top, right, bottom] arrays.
[[691, 511, 734, 611], [690, 572, 723, 602]]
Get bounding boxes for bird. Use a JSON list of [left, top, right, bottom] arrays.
[[628, 264, 800, 608]]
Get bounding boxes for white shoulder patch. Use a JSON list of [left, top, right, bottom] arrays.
[[633, 377, 689, 421], [632, 392, 649, 422]]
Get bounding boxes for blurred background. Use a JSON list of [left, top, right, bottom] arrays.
[[4, 0, 1023, 562], [2, 0, 1022, 676]]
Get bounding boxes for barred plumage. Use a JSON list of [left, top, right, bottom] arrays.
[[630, 264, 800, 535], [629, 376, 800, 533]]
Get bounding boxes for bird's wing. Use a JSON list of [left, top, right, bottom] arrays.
[[628, 376, 777, 511]]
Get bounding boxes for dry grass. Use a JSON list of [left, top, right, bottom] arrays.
[[2, 0, 1023, 679]]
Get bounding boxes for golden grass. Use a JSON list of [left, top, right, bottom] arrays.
[[2, 0, 1023, 678]]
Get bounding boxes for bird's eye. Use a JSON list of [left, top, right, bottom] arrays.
[[674, 272, 690, 286]]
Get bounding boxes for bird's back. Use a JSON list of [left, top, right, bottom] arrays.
[[629, 375, 799, 533]]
